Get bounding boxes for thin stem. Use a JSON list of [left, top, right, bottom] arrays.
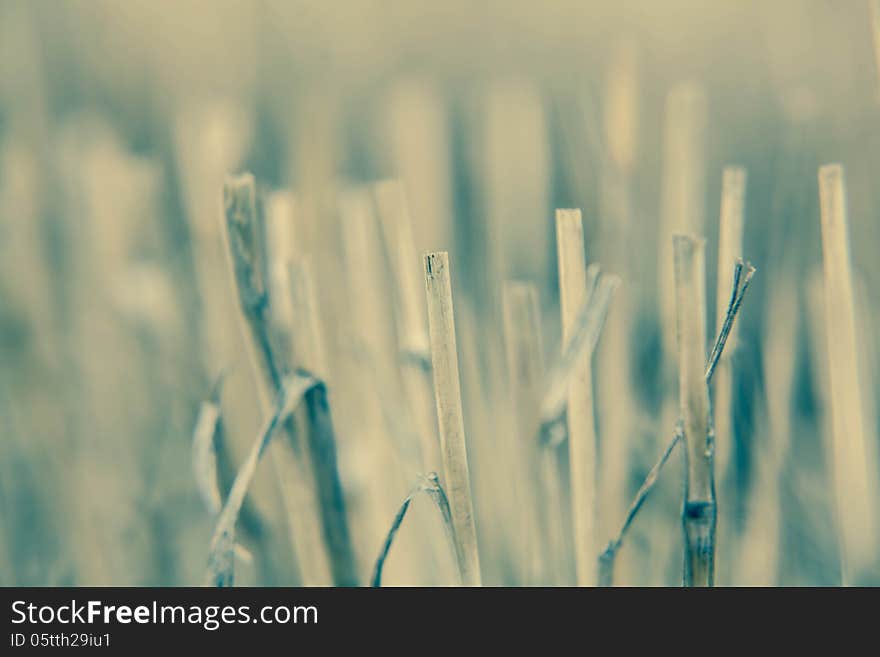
[[370, 473, 458, 587], [599, 425, 682, 586], [207, 373, 318, 586]]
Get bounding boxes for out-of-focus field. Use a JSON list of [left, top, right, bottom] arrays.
[[1, 0, 879, 586]]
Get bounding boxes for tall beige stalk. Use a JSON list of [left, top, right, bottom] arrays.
[[423, 251, 482, 586], [673, 234, 715, 587], [817, 164, 879, 583], [555, 209, 597, 586]]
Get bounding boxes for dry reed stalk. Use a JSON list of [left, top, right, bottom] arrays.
[[713, 167, 747, 481], [673, 234, 715, 587], [555, 209, 598, 586], [375, 180, 441, 471], [222, 174, 357, 586], [502, 281, 547, 584], [423, 251, 482, 586], [817, 164, 878, 583]]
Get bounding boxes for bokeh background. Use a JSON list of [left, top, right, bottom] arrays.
[[1, 0, 879, 586]]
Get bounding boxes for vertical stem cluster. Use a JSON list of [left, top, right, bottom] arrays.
[[555, 209, 598, 586], [423, 251, 482, 586], [673, 234, 715, 587]]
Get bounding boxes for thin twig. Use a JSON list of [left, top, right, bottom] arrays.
[[599, 424, 682, 585], [598, 258, 755, 585], [207, 373, 318, 587], [539, 269, 619, 440], [370, 473, 458, 587]]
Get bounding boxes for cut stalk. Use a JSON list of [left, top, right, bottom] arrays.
[[423, 251, 482, 586], [222, 174, 357, 586], [673, 234, 715, 587], [555, 209, 598, 586], [817, 164, 878, 583]]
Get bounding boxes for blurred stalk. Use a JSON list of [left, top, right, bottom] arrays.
[[817, 164, 879, 583], [502, 282, 549, 585]]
